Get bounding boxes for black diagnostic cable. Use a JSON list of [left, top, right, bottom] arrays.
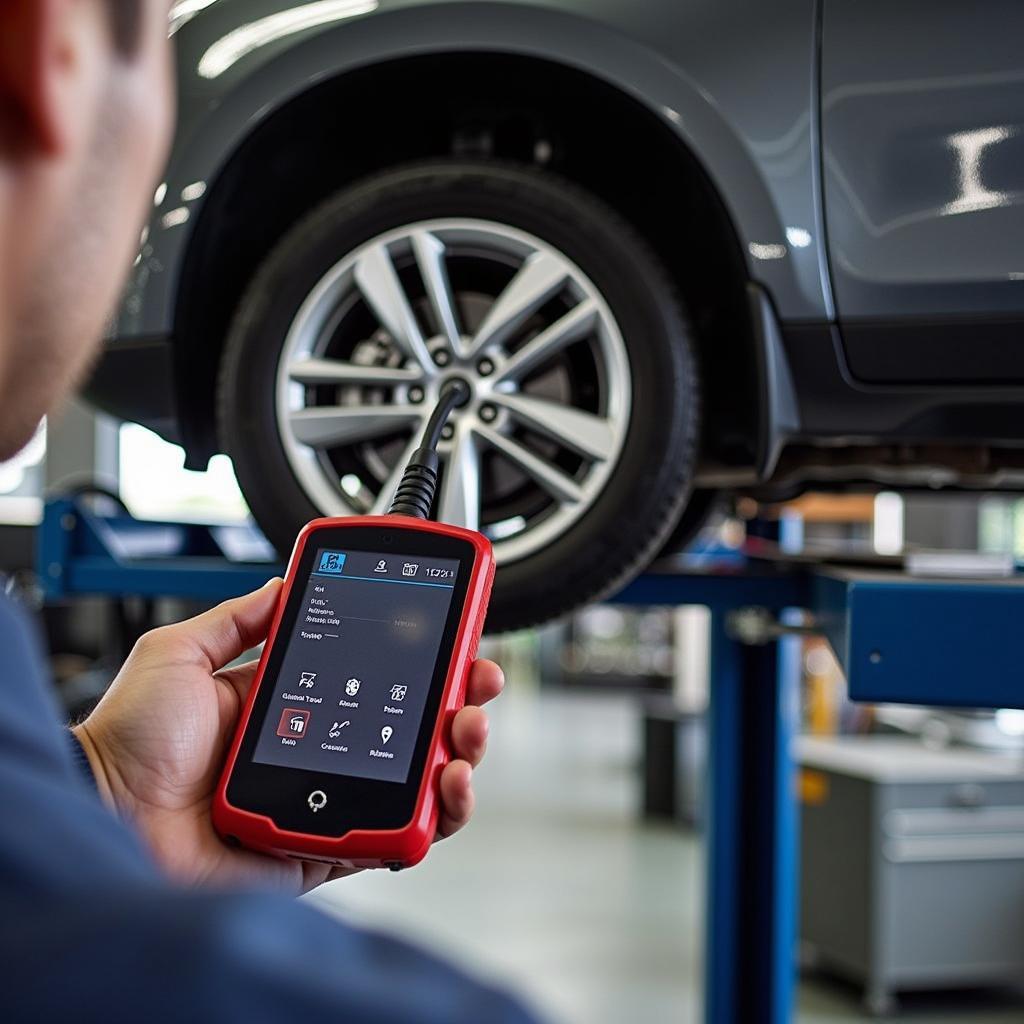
[[388, 379, 471, 519]]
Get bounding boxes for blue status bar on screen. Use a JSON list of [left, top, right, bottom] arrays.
[[310, 548, 458, 589]]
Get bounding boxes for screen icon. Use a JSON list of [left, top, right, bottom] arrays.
[[402, 563, 419, 577], [307, 790, 327, 812], [390, 685, 408, 702], [277, 708, 310, 739], [374, 560, 388, 573], [328, 721, 350, 739], [317, 551, 347, 575], [298, 671, 316, 688], [380, 726, 393, 745], [345, 678, 361, 697]]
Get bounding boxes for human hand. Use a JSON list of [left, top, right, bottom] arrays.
[[73, 579, 503, 892]]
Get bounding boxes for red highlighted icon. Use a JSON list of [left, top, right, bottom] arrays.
[[277, 708, 310, 739]]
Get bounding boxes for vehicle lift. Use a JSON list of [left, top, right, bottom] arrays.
[[37, 495, 1024, 1024]]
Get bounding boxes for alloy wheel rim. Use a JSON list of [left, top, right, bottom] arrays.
[[275, 218, 632, 564]]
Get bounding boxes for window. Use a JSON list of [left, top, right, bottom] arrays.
[[119, 424, 249, 523], [0, 422, 45, 525]]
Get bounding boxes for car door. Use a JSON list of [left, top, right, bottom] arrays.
[[821, 0, 1024, 384]]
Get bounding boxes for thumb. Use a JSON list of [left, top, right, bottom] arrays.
[[167, 577, 283, 671], [217, 658, 261, 705]]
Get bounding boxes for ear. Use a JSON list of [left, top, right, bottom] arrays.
[[0, 0, 97, 156]]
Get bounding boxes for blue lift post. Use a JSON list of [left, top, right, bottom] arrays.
[[36, 495, 1024, 1023], [616, 564, 808, 1023]]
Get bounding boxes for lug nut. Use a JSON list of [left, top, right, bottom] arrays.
[[477, 357, 495, 377], [441, 424, 455, 441], [434, 350, 451, 367], [408, 386, 424, 403], [479, 403, 498, 423]]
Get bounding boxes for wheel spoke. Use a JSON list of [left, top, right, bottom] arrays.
[[353, 243, 435, 373], [476, 423, 583, 505], [411, 231, 462, 358], [490, 393, 615, 462], [288, 404, 421, 448], [465, 251, 568, 358], [288, 359, 423, 386], [438, 421, 481, 531], [371, 433, 423, 514], [495, 300, 599, 383]]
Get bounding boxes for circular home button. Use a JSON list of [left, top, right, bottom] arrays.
[[307, 789, 327, 813]]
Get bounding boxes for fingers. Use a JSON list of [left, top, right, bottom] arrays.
[[465, 659, 504, 707], [435, 667, 498, 841], [437, 759, 474, 838], [164, 578, 283, 671], [300, 861, 334, 893], [450, 705, 488, 767]]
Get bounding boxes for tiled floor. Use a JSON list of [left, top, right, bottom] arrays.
[[307, 688, 1024, 1023]]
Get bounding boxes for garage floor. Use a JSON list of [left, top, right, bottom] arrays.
[[307, 688, 1024, 1023]]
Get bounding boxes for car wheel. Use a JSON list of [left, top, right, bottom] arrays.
[[218, 161, 699, 631]]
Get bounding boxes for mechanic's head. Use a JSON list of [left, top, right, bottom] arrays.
[[0, 0, 173, 458]]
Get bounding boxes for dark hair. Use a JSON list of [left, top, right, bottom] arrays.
[[106, 1, 143, 55]]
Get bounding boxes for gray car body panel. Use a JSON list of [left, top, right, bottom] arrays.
[[115, 0, 828, 341], [821, 0, 1024, 319]]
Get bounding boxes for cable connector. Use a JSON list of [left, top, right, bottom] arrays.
[[388, 380, 470, 520], [388, 451, 439, 519]]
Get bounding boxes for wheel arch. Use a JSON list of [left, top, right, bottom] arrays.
[[136, 5, 782, 469]]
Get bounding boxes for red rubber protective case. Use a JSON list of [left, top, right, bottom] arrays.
[[212, 515, 494, 870]]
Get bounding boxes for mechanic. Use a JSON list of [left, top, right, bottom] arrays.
[[0, 3, 534, 1021]]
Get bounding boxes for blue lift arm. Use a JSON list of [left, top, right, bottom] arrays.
[[37, 497, 284, 601]]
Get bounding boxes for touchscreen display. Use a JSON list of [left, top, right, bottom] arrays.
[[252, 547, 459, 784]]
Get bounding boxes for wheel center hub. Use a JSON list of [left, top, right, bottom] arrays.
[[446, 374, 474, 408]]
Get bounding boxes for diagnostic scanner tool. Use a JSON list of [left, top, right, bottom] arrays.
[[213, 382, 494, 870]]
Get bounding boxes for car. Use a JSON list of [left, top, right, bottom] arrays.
[[86, 0, 1024, 631]]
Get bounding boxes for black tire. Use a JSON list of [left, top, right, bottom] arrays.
[[218, 161, 699, 632], [659, 489, 724, 555]]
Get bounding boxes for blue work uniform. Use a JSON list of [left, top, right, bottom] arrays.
[[0, 593, 537, 1024]]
